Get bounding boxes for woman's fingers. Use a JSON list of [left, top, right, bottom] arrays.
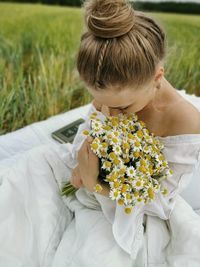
[[101, 105, 110, 116], [110, 108, 123, 116], [87, 138, 98, 160], [92, 99, 102, 111], [70, 167, 83, 188], [77, 139, 89, 162]]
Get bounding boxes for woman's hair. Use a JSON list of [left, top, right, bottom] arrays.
[[76, 0, 167, 91]]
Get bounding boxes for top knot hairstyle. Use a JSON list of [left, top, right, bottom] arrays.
[[76, 0, 167, 91]]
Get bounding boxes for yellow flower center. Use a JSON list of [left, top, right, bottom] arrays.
[[128, 133, 134, 139], [91, 143, 99, 150], [111, 120, 118, 127], [123, 142, 130, 149], [119, 168, 126, 175], [135, 141, 140, 147], [124, 157, 130, 163], [133, 151, 140, 158], [108, 174, 117, 182], [139, 165, 147, 173], [103, 125, 111, 131], [114, 181, 120, 188], [133, 191, 139, 197], [112, 138, 118, 143], [139, 120, 146, 127], [120, 177, 125, 183], [130, 125, 135, 131], [162, 188, 169, 195], [126, 193, 132, 199], [100, 150, 107, 157], [136, 181, 142, 187], [137, 130, 143, 138], [123, 119, 129, 125], [140, 159, 146, 165], [148, 188, 155, 199], [114, 191, 119, 197], [94, 184, 103, 192], [118, 199, 124, 205], [137, 197, 143, 202], [105, 161, 112, 168], [109, 152, 117, 159], [82, 130, 89, 135], [124, 207, 132, 214], [121, 184, 128, 193], [162, 161, 167, 167], [102, 142, 108, 148], [113, 158, 120, 165]]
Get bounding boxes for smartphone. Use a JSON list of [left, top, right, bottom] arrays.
[[51, 118, 85, 144]]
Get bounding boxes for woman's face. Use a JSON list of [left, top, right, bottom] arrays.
[[88, 84, 157, 116]]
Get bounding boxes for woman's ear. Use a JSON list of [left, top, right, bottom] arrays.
[[154, 66, 164, 89], [154, 66, 164, 83]]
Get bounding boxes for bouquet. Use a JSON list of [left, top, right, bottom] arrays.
[[61, 111, 173, 214]]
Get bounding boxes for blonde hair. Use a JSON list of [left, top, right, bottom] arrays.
[[76, 0, 166, 91]]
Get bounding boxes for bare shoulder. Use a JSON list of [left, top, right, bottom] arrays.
[[165, 98, 200, 135]]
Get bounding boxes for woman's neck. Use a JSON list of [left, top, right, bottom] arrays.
[[137, 77, 178, 116]]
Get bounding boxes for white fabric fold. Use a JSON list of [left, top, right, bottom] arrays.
[[1, 100, 200, 266]]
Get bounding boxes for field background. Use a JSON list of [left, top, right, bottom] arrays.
[[0, 2, 200, 135]]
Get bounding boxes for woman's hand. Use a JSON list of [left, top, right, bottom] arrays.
[[76, 136, 100, 192], [70, 165, 83, 189]]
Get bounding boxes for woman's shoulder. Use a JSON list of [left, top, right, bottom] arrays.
[[164, 96, 200, 136]]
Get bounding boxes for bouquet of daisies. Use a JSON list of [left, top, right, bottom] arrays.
[[61, 111, 173, 214]]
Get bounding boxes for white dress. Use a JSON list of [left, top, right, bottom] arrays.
[[0, 97, 200, 267]]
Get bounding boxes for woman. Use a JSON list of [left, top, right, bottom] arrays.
[[65, 0, 200, 266], [70, 0, 200, 195], [1, 0, 200, 266]]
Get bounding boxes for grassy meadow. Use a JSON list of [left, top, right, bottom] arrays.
[[0, 3, 200, 135]]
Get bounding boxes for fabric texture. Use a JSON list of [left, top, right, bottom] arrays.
[[0, 89, 200, 267]]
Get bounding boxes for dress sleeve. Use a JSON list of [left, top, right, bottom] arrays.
[[143, 140, 200, 219]]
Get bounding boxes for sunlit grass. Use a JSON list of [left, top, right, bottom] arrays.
[[0, 3, 199, 134]]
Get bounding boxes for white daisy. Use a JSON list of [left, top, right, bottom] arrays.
[[109, 188, 121, 200], [102, 160, 112, 171], [113, 145, 122, 155], [132, 178, 144, 190], [126, 166, 136, 178]]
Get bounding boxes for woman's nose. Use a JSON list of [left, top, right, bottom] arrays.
[[101, 105, 124, 117]]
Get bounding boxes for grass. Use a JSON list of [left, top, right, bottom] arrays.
[[0, 3, 200, 135]]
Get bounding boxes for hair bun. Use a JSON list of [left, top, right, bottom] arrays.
[[84, 0, 135, 38]]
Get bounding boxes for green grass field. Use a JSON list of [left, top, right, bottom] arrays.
[[0, 3, 200, 135]]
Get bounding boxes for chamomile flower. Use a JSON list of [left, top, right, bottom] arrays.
[[109, 188, 121, 200], [132, 178, 144, 190], [113, 145, 122, 156], [102, 160, 112, 171], [126, 166, 137, 178]]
